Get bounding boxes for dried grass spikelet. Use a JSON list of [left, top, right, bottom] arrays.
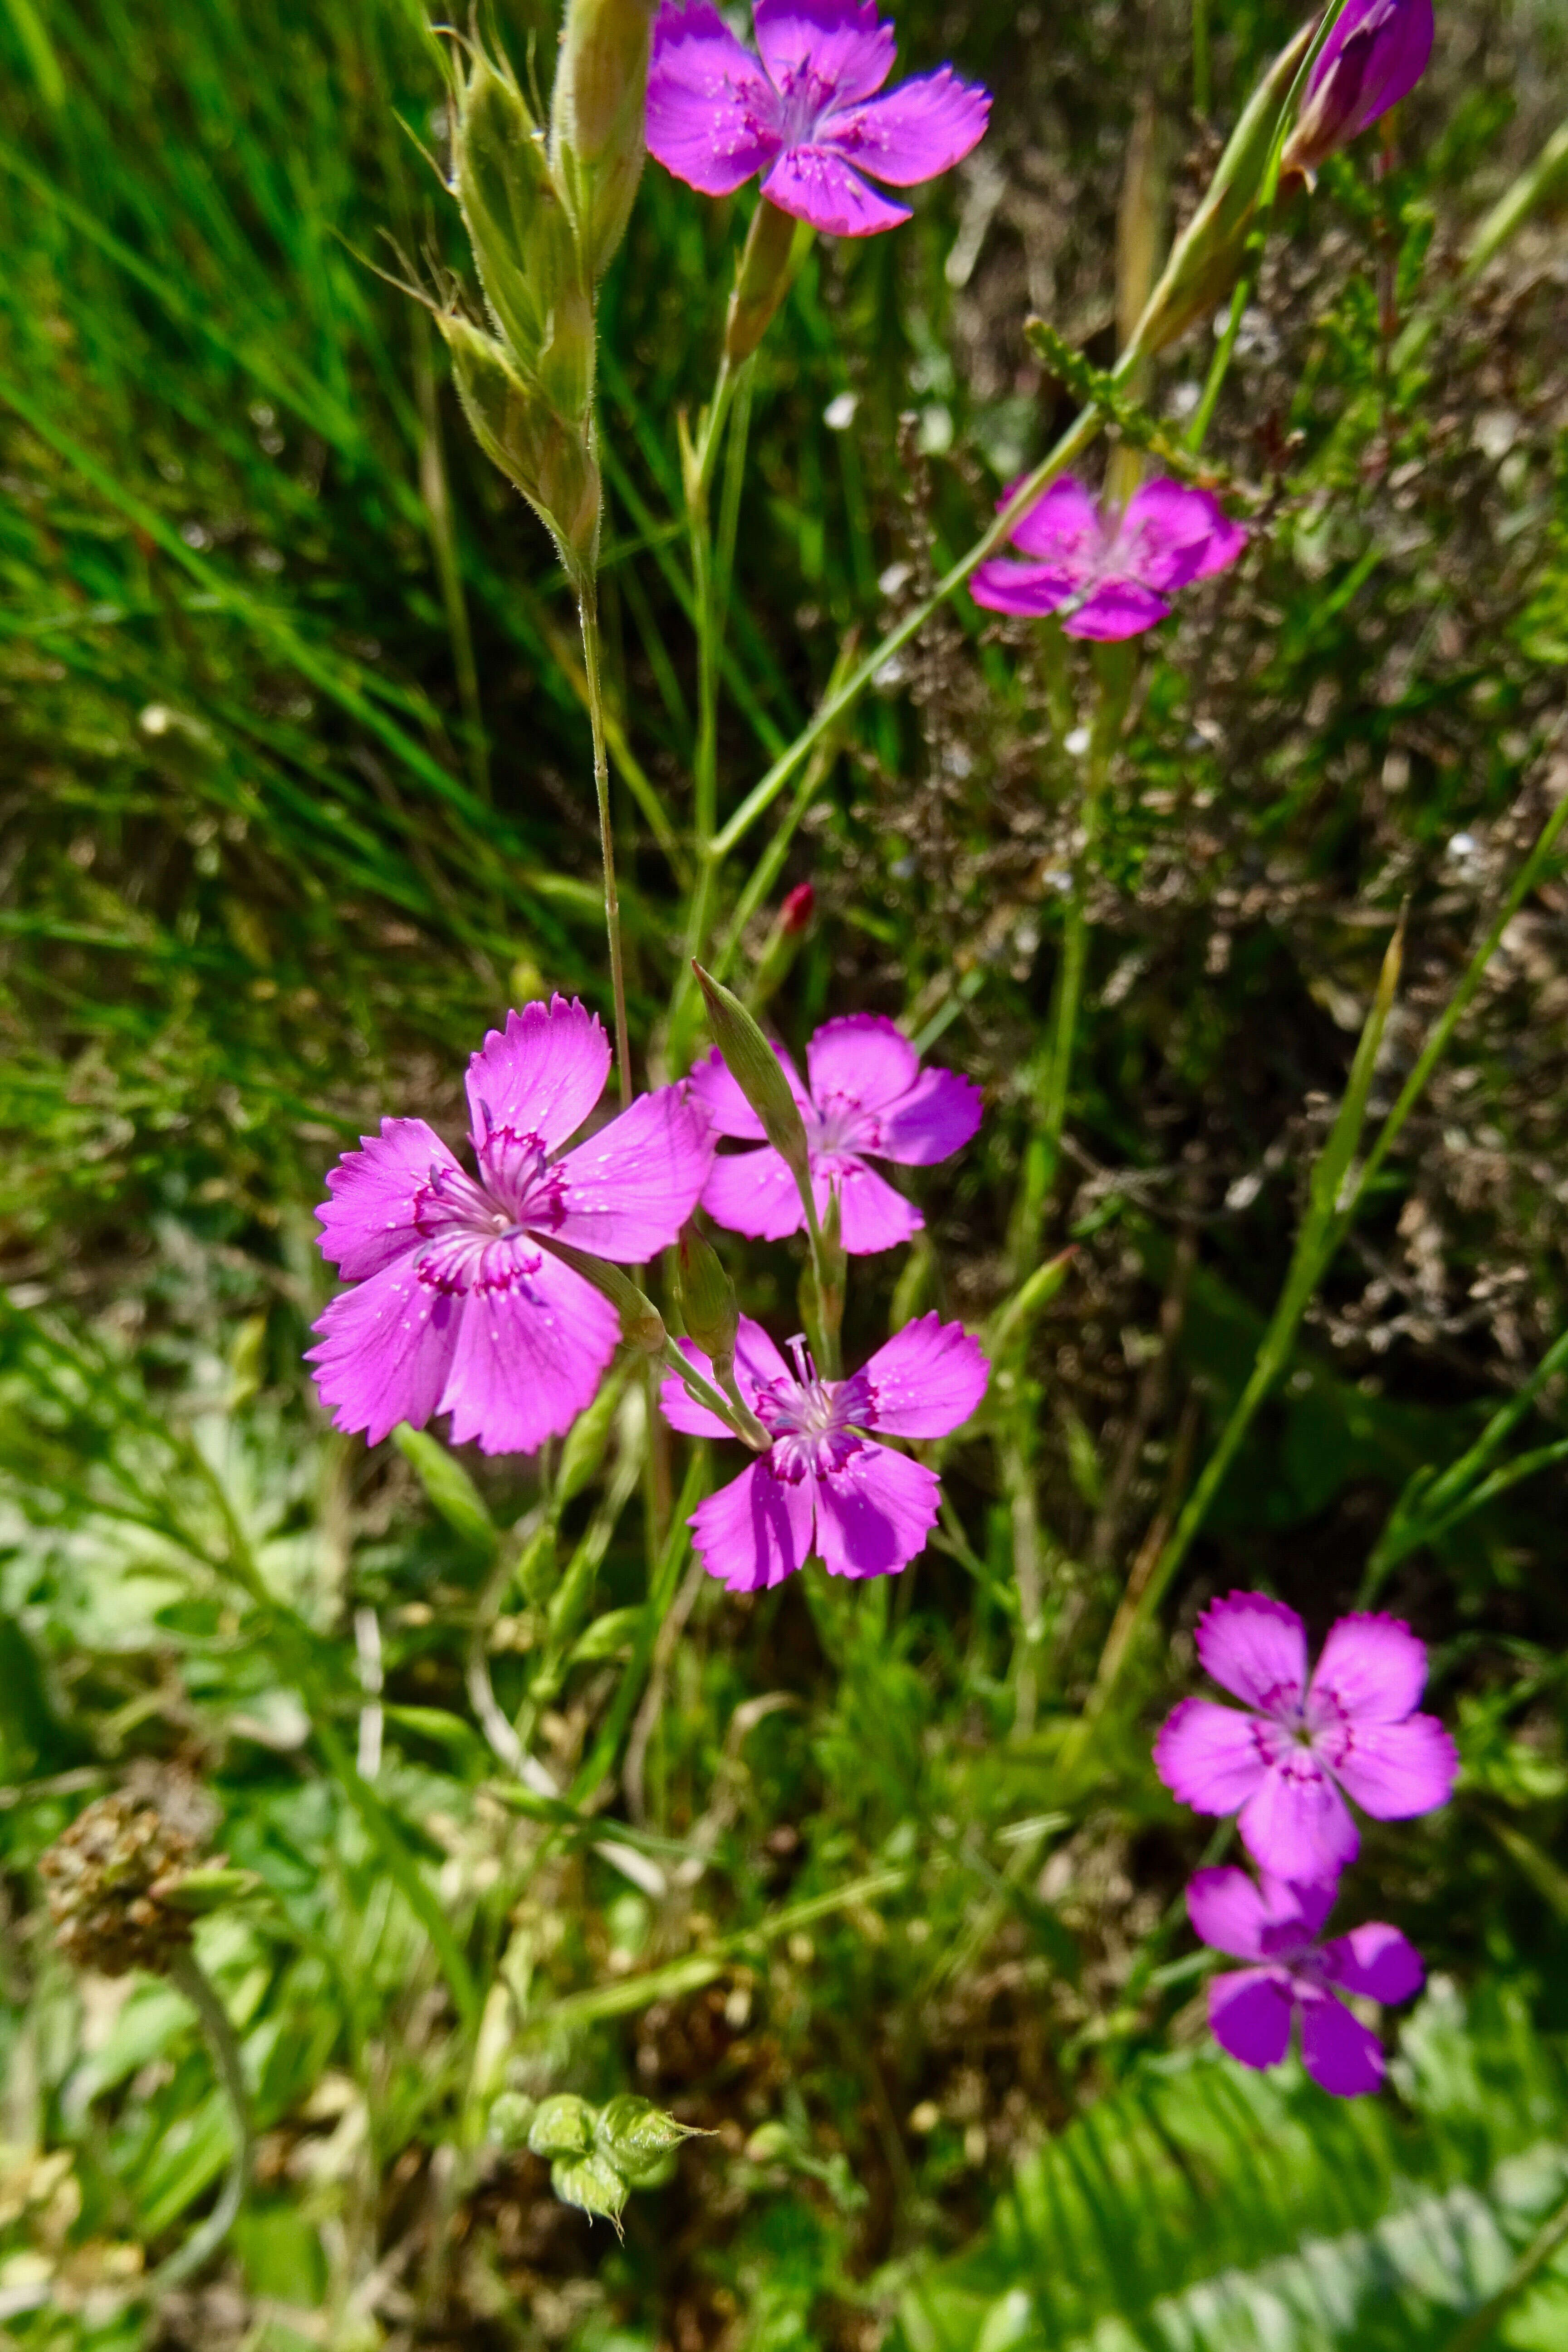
[[40, 1785, 214, 1978]]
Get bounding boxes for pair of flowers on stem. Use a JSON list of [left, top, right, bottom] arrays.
[[642, 0, 1434, 641], [1157, 1591, 1457, 2095], [309, 988, 987, 1592]]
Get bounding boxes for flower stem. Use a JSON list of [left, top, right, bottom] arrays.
[[151, 1947, 253, 2292], [1077, 781, 1568, 1738], [575, 570, 633, 1107]]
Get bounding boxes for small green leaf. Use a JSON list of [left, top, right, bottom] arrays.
[[392, 1424, 499, 1560]]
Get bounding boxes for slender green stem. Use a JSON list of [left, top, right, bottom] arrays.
[[711, 397, 1110, 866], [575, 573, 634, 1107], [661, 1337, 769, 1449], [1080, 783, 1568, 1728], [151, 1948, 253, 2291], [1186, 263, 1254, 453]]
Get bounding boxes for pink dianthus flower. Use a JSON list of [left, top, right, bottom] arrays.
[[970, 475, 1246, 642], [1154, 1592, 1458, 1882], [1188, 1866, 1424, 2097], [661, 1312, 987, 1590], [689, 1014, 981, 1255], [645, 0, 990, 239], [309, 997, 711, 1456]]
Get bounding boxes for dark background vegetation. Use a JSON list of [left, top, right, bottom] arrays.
[[2, 0, 1568, 2344]]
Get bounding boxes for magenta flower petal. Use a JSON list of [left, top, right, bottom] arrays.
[[702, 1143, 807, 1240], [969, 558, 1079, 617], [645, 0, 784, 197], [686, 1045, 775, 1140], [1007, 475, 1104, 565], [309, 1261, 463, 1448], [1264, 1872, 1338, 1941], [463, 997, 610, 1157], [1195, 1592, 1309, 1713], [1299, 1989, 1387, 2097], [1115, 481, 1246, 594], [1154, 1696, 1272, 1816], [807, 1013, 918, 1117], [1308, 1611, 1429, 1725], [1208, 1968, 1294, 2070], [551, 1084, 714, 1261], [1322, 1921, 1425, 2005], [1186, 1867, 1272, 1962], [821, 67, 990, 186], [752, 0, 896, 104], [316, 1117, 464, 1282], [438, 1246, 620, 1456], [847, 1313, 988, 1439], [1317, 1714, 1458, 1821], [691, 1458, 813, 1591], [817, 1155, 922, 1253], [1062, 579, 1172, 641], [877, 1067, 983, 1164], [813, 1438, 941, 1577], [1239, 1754, 1360, 1882], [1296, 0, 1434, 166], [760, 142, 910, 234], [660, 1340, 734, 1439]]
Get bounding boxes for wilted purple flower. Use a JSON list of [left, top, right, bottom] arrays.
[[645, 0, 990, 238], [970, 475, 1246, 642], [1282, 0, 1434, 184], [309, 997, 711, 1455], [661, 1311, 988, 1589], [1154, 1593, 1458, 1882], [689, 1014, 981, 1255], [1188, 1867, 1424, 2097]]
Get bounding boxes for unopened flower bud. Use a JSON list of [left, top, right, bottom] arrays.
[[691, 962, 812, 1199], [528, 2092, 598, 2160], [780, 882, 814, 935], [677, 1220, 739, 1384], [595, 2093, 699, 2184], [451, 35, 592, 422], [1131, 18, 1313, 356], [436, 310, 601, 570], [538, 1235, 666, 1354], [724, 198, 809, 368], [1281, 0, 1434, 186], [551, 2148, 628, 2228], [550, 0, 656, 282], [488, 2091, 538, 2151]]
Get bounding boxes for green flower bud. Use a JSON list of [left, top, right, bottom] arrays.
[[487, 2091, 538, 2151], [691, 962, 812, 1202], [452, 34, 592, 423], [527, 2092, 598, 2160], [539, 1235, 666, 1355], [676, 1221, 738, 1384], [1130, 18, 1314, 356], [550, 0, 655, 282], [436, 309, 600, 570], [595, 2093, 698, 2185], [392, 1421, 500, 1560], [725, 199, 812, 369], [551, 2148, 628, 2228]]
